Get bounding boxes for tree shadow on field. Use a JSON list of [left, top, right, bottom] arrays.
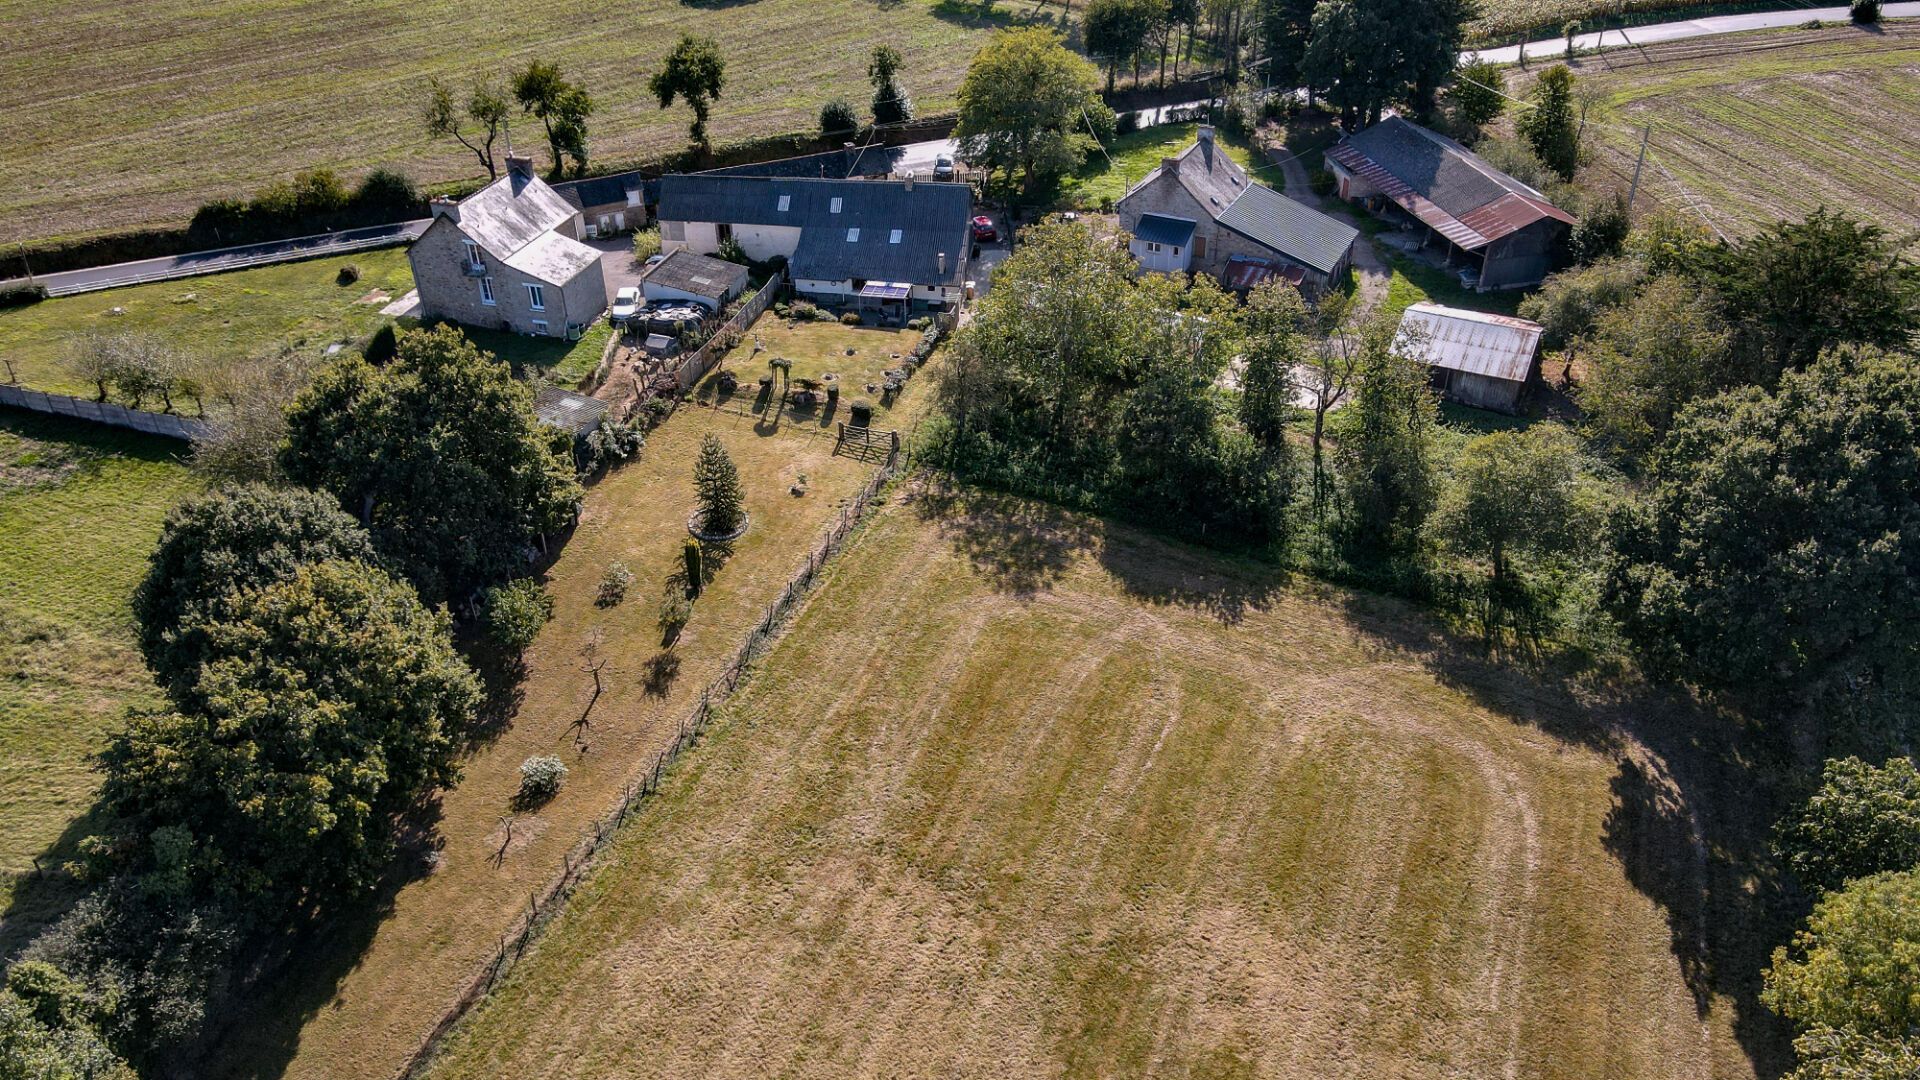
[[912, 479, 1100, 597], [1330, 586, 1801, 1078]]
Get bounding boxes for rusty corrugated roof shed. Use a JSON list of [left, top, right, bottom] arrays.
[[1397, 302, 1544, 384], [1327, 117, 1575, 251]]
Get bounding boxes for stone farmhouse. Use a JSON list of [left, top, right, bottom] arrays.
[[1325, 116, 1574, 291], [1117, 126, 1358, 298], [409, 153, 608, 338], [655, 174, 971, 317]]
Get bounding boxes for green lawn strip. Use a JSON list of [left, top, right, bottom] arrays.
[[0, 249, 413, 398], [454, 319, 614, 388], [1051, 123, 1259, 212], [0, 411, 198, 945]]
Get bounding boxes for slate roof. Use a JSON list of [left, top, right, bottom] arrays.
[[1133, 213, 1197, 248], [1396, 302, 1544, 383], [444, 168, 601, 286], [1327, 117, 1575, 251], [658, 175, 971, 288], [1123, 133, 1357, 276], [532, 386, 611, 436], [553, 172, 643, 212], [640, 249, 749, 302]]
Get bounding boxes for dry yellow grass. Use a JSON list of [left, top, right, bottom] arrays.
[[422, 484, 1782, 1080], [201, 403, 906, 1079]]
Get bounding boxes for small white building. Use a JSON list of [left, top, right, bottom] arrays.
[[1396, 301, 1544, 414]]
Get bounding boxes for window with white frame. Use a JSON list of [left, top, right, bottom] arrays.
[[846, 227, 859, 242], [525, 283, 546, 310], [1145, 242, 1162, 253], [479, 276, 496, 305], [777, 194, 791, 212], [829, 197, 843, 214], [889, 229, 902, 244], [462, 239, 482, 269], [531, 319, 549, 335]]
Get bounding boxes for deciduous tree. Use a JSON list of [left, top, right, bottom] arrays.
[[1518, 64, 1580, 181], [954, 29, 1111, 195], [1765, 869, 1920, 1040], [650, 35, 727, 148], [1777, 756, 1920, 896], [424, 76, 509, 179], [1238, 280, 1308, 451], [1335, 315, 1437, 556], [868, 45, 915, 125]]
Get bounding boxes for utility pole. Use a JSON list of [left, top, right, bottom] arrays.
[[1627, 123, 1651, 210]]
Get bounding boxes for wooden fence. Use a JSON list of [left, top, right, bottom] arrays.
[[0, 383, 207, 440], [397, 436, 902, 1079]]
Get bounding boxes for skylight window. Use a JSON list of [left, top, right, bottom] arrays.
[[777, 194, 791, 212], [889, 229, 903, 244], [846, 227, 860, 242], [830, 197, 843, 213]]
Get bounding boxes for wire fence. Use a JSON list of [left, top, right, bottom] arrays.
[[396, 437, 902, 1080], [0, 384, 207, 440]]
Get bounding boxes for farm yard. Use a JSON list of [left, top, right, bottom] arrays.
[[0, 250, 413, 398], [200, 391, 929, 1080], [0, 0, 1065, 248], [421, 484, 1783, 1080], [0, 413, 199, 951], [1570, 23, 1920, 237]]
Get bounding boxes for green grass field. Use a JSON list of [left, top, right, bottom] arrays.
[[0, 0, 1062, 248], [0, 412, 198, 950], [0, 250, 412, 397], [421, 483, 1780, 1080], [696, 313, 928, 425], [1051, 123, 1259, 211], [1571, 24, 1920, 237]]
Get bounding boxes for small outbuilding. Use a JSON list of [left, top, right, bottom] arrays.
[[1396, 301, 1544, 414], [640, 249, 750, 311], [532, 386, 612, 468]]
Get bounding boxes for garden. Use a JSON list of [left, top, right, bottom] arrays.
[[693, 306, 937, 428]]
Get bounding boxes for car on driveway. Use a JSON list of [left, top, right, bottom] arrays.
[[934, 153, 956, 180], [611, 286, 641, 325], [971, 215, 998, 243]]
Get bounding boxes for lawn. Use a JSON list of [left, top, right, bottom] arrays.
[[1051, 123, 1260, 212], [1566, 24, 1920, 237], [0, 0, 1063, 247], [0, 412, 199, 952], [458, 319, 615, 389], [0, 249, 413, 397], [694, 312, 929, 427], [201, 393, 925, 1079], [421, 483, 1785, 1080]]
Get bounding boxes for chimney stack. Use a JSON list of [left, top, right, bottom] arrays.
[[429, 195, 460, 221], [903, 172, 914, 192], [1198, 124, 1215, 145], [505, 152, 535, 182]]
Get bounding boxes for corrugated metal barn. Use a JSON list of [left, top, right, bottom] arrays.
[[1396, 302, 1545, 414]]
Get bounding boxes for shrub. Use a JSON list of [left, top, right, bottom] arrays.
[[907, 316, 931, 331], [632, 228, 662, 263], [812, 306, 836, 322], [711, 326, 744, 354], [517, 756, 567, 803], [584, 419, 644, 472], [659, 591, 693, 637], [1568, 193, 1631, 266], [716, 236, 749, 266], [789, 300, 818, 321], [840, 311, 863, 326], [820, 98, 860, 136], [1309, 169, 1337, 197], [0, 280, 47, 308], [336, 263, 361, 286], [361, 322, 398, 364], [1115, 108, 1140, 135], [1852, 0, 1881, 23], [682, 538, 703, 596], [482, 579, 552, 650], [354, 167, 419, 210], [596, 561, 634, 606]]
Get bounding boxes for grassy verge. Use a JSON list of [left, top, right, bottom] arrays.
[[421, 482, 1774, 1080], [0, 249, 412, 397], [0, 412, 199, 950]]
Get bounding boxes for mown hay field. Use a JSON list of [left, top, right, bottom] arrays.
[[0, 0, 1060, 248], [424, 483, 1779, 1080], [0, 413, 198, 951], [1570, 24, 1920, 237]]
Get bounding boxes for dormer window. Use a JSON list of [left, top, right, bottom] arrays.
[[777, 194, 791, 212], [889, 229, 903, 244], [830, 197, 843, 214], [846, 227, 859, 242]]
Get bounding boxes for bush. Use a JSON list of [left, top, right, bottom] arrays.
[[1114, 109, 1140, 135], [0, 279, 47, 308], [584, 419, 644, 472], [517, 756, 567, 803], [820, 98, 860, 137], [1852, 0, 1881, 22], [1309, 169, 1337, 198], [353, 167, 418, 211], [789, 300, 818, 321], [711, 326, 744, 354], [632, 228, 661, 263], [812, 305, 836, 322], [716, 236, 748, 266], [1568, 194, 1631, 266], [336, 263, 361, 286], [596, 561, 634, 606], [907, 316, 931, 331], [659, 591, 693, 637], [482, 579, 552, 650], [840, 311, 863, 326]]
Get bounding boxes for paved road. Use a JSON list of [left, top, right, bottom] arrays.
[[7, 219, 429, 298], [1474, 2, 1920, 63]]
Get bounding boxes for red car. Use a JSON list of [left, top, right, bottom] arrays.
[[971, 215, 998, 243]]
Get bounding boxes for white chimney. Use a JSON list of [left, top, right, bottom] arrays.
[[903, 172, 914, 192]]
